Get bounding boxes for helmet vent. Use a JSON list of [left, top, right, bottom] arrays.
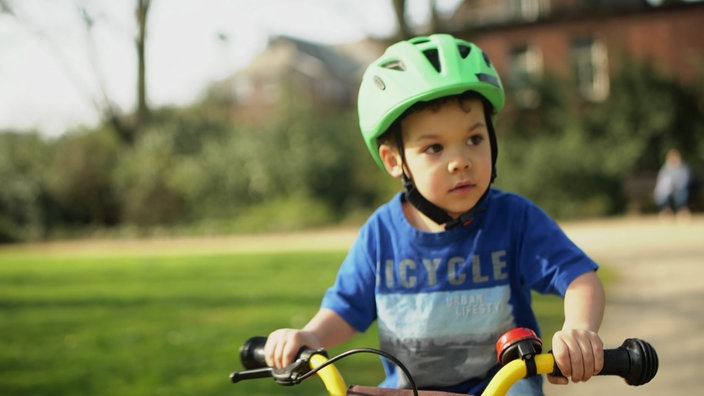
[[381, 60, 406, 71], [476, 73, 500, 87], [410, 37, 430, 45], [482, 51, 493, 67], [423, 49, 441, 73], [458, 44, 472, 59], [373, 75, 386, 90]]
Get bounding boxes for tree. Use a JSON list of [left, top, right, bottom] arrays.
[[2, 0, 152, 144], [391, 0, 413, 40], [135, 0, 150, 133], [391, 0, 443, 40], [76, 0, 152, 144]]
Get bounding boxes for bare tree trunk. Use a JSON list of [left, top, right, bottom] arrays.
[[392, 0, 413, 40], [135, 0, 150, 131], [391, 0, 443, 39], [429, 0, 441, 33], [75, 4, 134, 144]]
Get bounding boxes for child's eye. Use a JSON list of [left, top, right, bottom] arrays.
[[467, 135, 484, 146], [424, 144, 443, 154]]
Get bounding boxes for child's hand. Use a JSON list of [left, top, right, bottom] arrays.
[[264, 328, 321, 369], [548, 328, 604, 385]]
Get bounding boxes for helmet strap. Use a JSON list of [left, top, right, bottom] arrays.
[[402, 174, 489, 230], [486, 104, 498, 182], [402, 174, 453, 226]]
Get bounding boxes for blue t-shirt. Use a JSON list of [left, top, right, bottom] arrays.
[[321, 189, 598, 394]]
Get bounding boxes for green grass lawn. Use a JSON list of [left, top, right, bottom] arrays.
[[0, 247, 601, 396]]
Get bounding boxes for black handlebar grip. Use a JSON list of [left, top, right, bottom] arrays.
[[600, 338, 659, 386], [240, 336, 268, 370], [552, 338, 658, 386]]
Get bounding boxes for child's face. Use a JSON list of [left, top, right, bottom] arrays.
[[390, 98, 492, 219]]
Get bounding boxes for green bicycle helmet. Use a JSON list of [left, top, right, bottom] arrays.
[[358, 34, 504, 169], [357, 34, 505, 229]]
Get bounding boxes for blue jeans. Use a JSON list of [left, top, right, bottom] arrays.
[[505, 375, 543, 396], [656, 188, 689, 211]]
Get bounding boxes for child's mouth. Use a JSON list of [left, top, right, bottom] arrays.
[[450, 182, 474, 193]]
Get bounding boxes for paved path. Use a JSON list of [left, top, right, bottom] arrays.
[[545, 215, 704, 396]]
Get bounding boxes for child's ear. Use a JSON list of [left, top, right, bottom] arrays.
[[379, 144, 403, 178]]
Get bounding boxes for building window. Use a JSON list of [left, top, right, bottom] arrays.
[[509, 44, 543, 108], [507, 0, 549, 22], [571, 38, 609, 102], [232, 76, 280, 105]]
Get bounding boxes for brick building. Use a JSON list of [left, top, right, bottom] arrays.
[[448, 0, 704, 107], [213, 35, 382, 123]]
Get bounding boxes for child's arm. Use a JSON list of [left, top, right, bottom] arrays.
[[264, 308, 357, 369], [549, 270, 606, 385]]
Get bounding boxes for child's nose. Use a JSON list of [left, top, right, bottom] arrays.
[[449, 152, 472, 172]]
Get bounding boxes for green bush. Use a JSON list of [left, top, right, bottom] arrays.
[[45, 128, 121, 227], [112, 127, 185, 226], [0, 132, 50, 242]]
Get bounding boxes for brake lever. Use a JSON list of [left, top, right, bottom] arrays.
[[229, 359, 310, 386], [231, 347, 328, 385], [270, 357, 312, 385], [230, 367, 273, 383], [272, 348, 329, 385]]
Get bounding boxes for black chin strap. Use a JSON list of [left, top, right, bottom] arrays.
[[402, 175, 452, 226], [403, 175, 488, 230]]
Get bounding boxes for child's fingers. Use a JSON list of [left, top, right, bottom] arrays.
[[551, 329, 604, 383], [551, 333, 573, 379], [572, 336, 594, 381], [573, 330, 604, 381], [264, 329, 299, 368], [282, 336, 301, 368], [547, 373, 569, 385], [264, 331, 281, 368], [591, 333, 605, 374]]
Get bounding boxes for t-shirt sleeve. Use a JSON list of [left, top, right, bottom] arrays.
[[516, 201, 599, 296], [320, 226, 378, 333]]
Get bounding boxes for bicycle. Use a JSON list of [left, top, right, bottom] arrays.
[[230, 327, 658, 396]]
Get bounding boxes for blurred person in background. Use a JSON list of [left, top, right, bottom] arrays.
[[654, 148, 691, 220]]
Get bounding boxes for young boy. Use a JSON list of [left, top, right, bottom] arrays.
[[264, 34, 605, 395]]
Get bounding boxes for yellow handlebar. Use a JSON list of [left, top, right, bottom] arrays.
[[482, 354, 555, 396], [309, 353, 348, 396]]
